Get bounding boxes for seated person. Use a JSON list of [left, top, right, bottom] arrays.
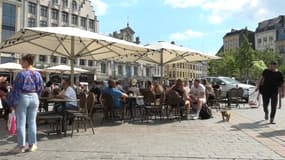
[[89, 81, 101, 104], [101, 79, 128, 109], [152, 81, 164, 99], [54, 78, 78, 112], [201, 79, 215, 105], [128, 79, 144, 106], [189, 79, 206, 119], [171, 79, 191, 114]]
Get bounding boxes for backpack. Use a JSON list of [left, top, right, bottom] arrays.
[[199, 104, 213, 119]]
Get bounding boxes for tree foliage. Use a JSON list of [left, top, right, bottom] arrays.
[[208, 37, 282, 81]]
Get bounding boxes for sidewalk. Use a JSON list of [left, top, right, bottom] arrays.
[[1, 103, 285, 160]]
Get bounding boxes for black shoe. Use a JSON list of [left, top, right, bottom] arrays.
[[265, 114, 268, 120], [270, 119, 276, 124]]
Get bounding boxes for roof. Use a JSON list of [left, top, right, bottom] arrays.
[[256, 15, 285, 32]]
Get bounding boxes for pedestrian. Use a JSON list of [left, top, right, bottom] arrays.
[[8, 54, 44, 153], [257, 61, 284, 124]]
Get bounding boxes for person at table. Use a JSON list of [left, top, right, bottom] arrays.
[[145, 80, 153, 91], [90, 81, 101, 103], [189, 79, 206, 119], [101, 79, 128, 109], [128, 79, 144, 106], [54, 78, 78, 112], [171, 79, 191, 117], [153, 81, 164, 98], [8, 54, 44, 153]]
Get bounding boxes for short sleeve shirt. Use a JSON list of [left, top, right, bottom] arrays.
[[64, 86, 77, 106], [103, 88, 124, 108], [190, 84, 206, 98]]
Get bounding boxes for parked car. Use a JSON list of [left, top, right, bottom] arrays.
[[204, 76, 255, 102]]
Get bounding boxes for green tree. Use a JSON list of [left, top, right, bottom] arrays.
[[235, 36, 256, 80]]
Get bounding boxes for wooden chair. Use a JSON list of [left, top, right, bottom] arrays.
[[100, 93, 124, 122], [66, 93, 95, 137], [140, 89, 162, 120], [165, 90, 184, 120]]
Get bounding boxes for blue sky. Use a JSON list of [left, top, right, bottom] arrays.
[[91, 0, 285, 55]]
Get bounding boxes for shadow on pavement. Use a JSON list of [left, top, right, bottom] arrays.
[[230, 120, 269, 131], [258, 130, 285, 138]]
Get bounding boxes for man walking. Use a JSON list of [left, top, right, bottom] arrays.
[[258, 61, 284, 124]]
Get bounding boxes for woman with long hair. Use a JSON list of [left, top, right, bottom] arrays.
[[8, 54, 44, 153]]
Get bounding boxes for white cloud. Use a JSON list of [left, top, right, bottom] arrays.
[[164, 0, 206, 8], [209, 15, 223, 24], [163, 0, 285, 24], [169, 29, 204, 41], [91, 0, 108, 16], [119, 0, 139, 7]]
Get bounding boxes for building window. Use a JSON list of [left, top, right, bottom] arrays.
[[258, 38, 261, 44], [72, 0, 77, 10], [118, 65, 123, 75], [62, 0, 68, 8], [101, 63, 106, 73], [263, 37, 267, 43], [28, 2, 36, 15], [71, 14, 78, 25], [80, 17, 86, 28], [51, 23, 58, 27], [88, 60, 93, 66], [62, 12, 68, 23], [39, 55, 47, 62], [52, 0, 58, 5], [40, 6, 48, 17], [40, 21, 48, 27], [51, 56, 57, 63], [79, 59, 85, 65], [51, 9, 59, 20], [2, 3, 16, 41], [89, 19, 94, 29], [28, 18, 36, 27], [269, 36, 274, 44], [61, 57, 67, 64], [146, 68, 150, 76], [134, 66, 138, 76]]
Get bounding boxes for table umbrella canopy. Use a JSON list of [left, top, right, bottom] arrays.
[[0, 27, 149, 60], [0, 27, 150, 84], [44, 65, 89, 74], [112, 41, 221, 65], [111, 41, 221, 80], [0, 62, 22, 70], [0, 62, 42, 71]]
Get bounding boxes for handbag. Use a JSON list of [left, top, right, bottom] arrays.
[[7, 110, 16, 135]]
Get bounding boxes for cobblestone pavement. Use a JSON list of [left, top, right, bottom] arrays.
[[1, 101, 285, 160]]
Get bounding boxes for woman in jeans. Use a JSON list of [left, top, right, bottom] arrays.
[[8, 54, 44, 153]]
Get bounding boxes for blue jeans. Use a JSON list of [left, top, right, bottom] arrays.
[[55, 103, 77, 113], [15, 93, 39, 147]]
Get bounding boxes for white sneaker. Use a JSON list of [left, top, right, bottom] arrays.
[[28, 144, 38, 152], [192, 115, 199, 120], [10, 146, 26, 153]]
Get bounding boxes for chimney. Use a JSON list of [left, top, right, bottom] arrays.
[[171, 41, 175, 44], [135, 37, 140, 44]]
